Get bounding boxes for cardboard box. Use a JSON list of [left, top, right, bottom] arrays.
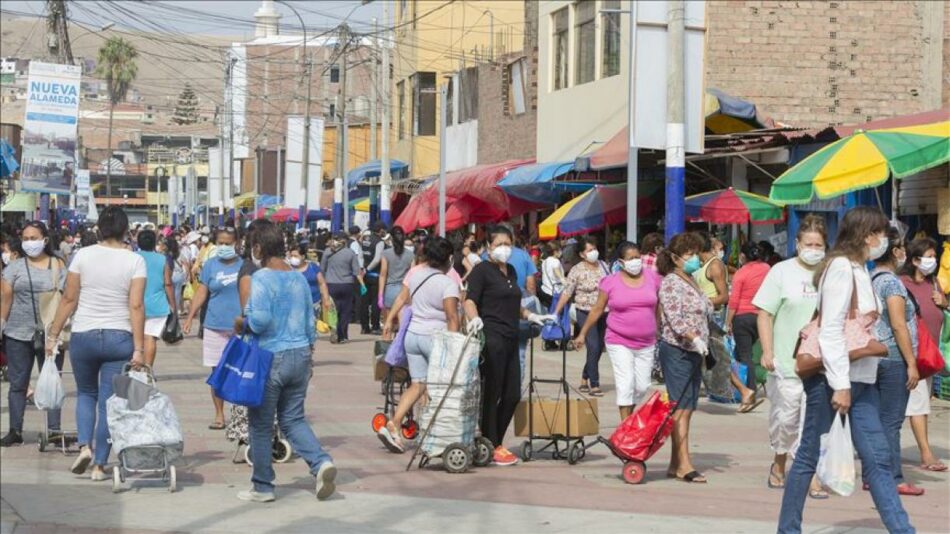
[[373, 341, 390, 382], [513, 397, 600, 437]]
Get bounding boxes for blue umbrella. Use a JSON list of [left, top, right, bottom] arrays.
[[497, 161, 584, 204], [346, 159, 409, 189]]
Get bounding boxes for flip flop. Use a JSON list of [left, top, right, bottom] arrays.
[[767, 463, 785, 489], [677, 470, 707, 483], [589, 387, 604, 397], [208, 421, 225, 430], [808, 488, 829, 500], [920, 462, 948, 472], [738, 398, 765, 413]]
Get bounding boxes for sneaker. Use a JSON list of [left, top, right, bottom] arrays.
[[237, 490, 276, 503], [315, 461, 337, 501], [71, 446, 93, 474], [493, 446, 519, 466], [377, 425, 405, 453], [0, 430, 23, 447], [90, 467, 109, 481]]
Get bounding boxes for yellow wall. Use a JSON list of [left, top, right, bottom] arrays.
[[391, 0, 525, 178], [322, 123, 376, 182]]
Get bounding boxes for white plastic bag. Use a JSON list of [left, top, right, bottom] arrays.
[[34, 355, 65, 411], [817, 414, 855, 496]]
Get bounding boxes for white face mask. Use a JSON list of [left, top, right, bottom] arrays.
[[289, 257, 302, 267], [798, 248, 825, 266], [623, 258, 643, 276], [490, 245, 512, 264], [716, 250, 725, 261], [868, 235, 888, 261], [1, 252, 10, 265], [21, 240, 46, 258], [584, 250, 600, 263], [918, 256, 937, 275], [201, 236, 210, 244]]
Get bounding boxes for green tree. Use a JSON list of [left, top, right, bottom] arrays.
[[95, 37, 138, 197], [172, 83, 199, 125]]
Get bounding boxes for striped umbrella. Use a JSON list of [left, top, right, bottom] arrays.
[[685, 188, 785, 225], [539, 184, 627, 239]]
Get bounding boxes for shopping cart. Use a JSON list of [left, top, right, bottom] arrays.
[[370, 341, 419, 442], [36, 353, 79, 454], [226, 405, 293, 466]]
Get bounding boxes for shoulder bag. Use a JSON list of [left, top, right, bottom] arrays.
[[23, 260, 47, 357], [794, 271, 887, 379], [38, 257, 70, 344]]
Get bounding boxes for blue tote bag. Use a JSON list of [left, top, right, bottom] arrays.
[[541, 293, 571, 342], [206, 331, 274, 408]]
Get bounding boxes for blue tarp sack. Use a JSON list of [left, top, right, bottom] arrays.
[[541, 292, 571, 342], [207, 329, 274, 408]]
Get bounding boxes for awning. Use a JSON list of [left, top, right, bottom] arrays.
[[346, 159, 409, 189], [497, 161, 581, 204], [1, 191, 36, 212]]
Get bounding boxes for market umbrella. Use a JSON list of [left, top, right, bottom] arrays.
[[254, 204, 282, 219], [539, 183, 627, 239], [685, 188, 784, 225], [769, 121, 950, 205], [705, 89, 765, 134]]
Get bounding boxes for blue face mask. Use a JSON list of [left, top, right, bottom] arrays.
[[682, 254, 702, 275], [217, 245, 237, 260]]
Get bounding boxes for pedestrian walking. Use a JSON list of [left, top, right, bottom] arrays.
[[44, 206, 146, 481], [183, 226, 243, 430], [321, 231, 365, 344], [778, 206, 914, 534], [574, 241, 661, 420], [165, 237, 189, 316], [237, 223, 336, 503], [289, 243, 331, 316], [136, 230, 176, 368], [378, 226, 414, 317], [0, 222, 67, 447], [725, 241, 770, 412]]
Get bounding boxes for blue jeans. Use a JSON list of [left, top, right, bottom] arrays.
[[777, 376, 914, 534], [69, 329, 133, 466], [876, 359, 910, 484], [248, 346, 332, 493], [5, 336, 63, 432], [576, 309, 605, 388]]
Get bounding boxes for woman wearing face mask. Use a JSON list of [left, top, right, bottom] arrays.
[[574, 242, 661, 420], [461, 240, 483, 278], [554, 237, 610, 396], [725, 241, 770, 413], [464, 225, 554, 466], [0, 222, 66, 447], [2, 235, 22, 267], [900, 237, 948, 473], [136, 230, 176, 368], [165, 237, 189, 317], [378, 226, 414, 318], [289, 244, 331, 318], [321, 232, 364, 344], [778, 207, 913, 534], [753, 214, 827, 497], [656, 232, 710, 483], [869, 227, 925, 496], [183, 227, 243, 430]]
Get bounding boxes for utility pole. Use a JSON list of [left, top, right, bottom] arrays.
[[625, 3, 639, 242], [338, 24, 350, 230], [224, 58, 236, 224], [664, 0, 685, 242], [379, 1, 391, 225], [43, 0, 74, 223], [370, 17, 378, 161], [438, 83, 447, 237], [277, 1, 312, 224]]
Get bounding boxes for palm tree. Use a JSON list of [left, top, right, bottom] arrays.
[[95, 37, 138, 199]]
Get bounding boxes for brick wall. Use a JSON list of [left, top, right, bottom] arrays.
[[706, 1, 943, 128]]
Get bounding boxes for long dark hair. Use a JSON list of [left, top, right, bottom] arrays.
[[164, 236, 180, 263], [657, 232, 702, 276], [391, 226, 406, 256], [814, 206, 888, 286], [900, 236, 938, 279], [21, 221, 55, 257]]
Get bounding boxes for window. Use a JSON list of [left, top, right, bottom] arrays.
[[602, 0, 621, 78], [412, 72, 436, 136], [328, 103, 336, 121], [397, 80, 406, 139], [552, 8, 569, 90], [329, 65, 340, 83], [574, 1, 596, 85], [458, 67, 478, 123], [506, 58, 527, 115]]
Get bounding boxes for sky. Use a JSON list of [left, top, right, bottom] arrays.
[[1, 0, 386, 37]]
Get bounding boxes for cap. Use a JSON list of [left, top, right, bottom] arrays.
[[185, 231, 201, 244], [361, 229, 371, 237]]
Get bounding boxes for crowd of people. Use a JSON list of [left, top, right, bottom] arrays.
[[0, 204, 947, 530]]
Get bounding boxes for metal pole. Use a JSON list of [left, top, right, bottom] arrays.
[[254, 146, 261, 217], [438, 83, 447, 237], [664, 0, 686, 242], [370, 17, 378, 162], [625, 2, 639, 242], [343, 116, 350, 230], [276, 145, 282, 203], [340, 26, 350, 229], [379, 1, 392, 225], [278, 1, 312, 217]]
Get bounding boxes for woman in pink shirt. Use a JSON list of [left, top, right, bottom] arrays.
[[726, 242, 771, 413], [574, 242, 660, 420]]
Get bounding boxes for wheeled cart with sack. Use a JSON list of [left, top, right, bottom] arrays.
[[226, 405, 293, 465], [407, 331, 493, 473], [106, 365, 183, 493], [370, 340, 419, 442], [35, 348, 79, 454]]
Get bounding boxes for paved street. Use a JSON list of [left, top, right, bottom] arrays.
[[2, 329, 948, 533]]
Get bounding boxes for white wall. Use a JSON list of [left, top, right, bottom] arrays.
[[445, 120, 478, 172]]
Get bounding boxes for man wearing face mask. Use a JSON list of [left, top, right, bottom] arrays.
[[321, 232, 365, 343], [464, 225, 555, 466]]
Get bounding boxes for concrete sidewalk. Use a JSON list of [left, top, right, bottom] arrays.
[[2, 329, 948, 533]]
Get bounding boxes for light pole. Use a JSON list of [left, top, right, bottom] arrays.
[[154, 165, 167, 224], [276, 0, 312, 222], [70, 22, 115, 48]]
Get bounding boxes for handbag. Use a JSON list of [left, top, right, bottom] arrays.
[[206, 328, 274, 407], [903, 288, 946, 379], [38, 257, 70, 344], [794, 271, 887, 379], [162, 312, 184, 345]]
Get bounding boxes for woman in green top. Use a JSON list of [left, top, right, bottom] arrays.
[[752, 214, 827, 498]]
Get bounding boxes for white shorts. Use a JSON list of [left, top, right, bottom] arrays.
[[605, 343, 655, 407], [905, 377, 932, 416], [144, 316, 168, 338]]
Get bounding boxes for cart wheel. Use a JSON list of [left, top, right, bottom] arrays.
[[273, 439, 292, 463], [443, 444, 470, 474], [578, 441, 587, 460], [520, 440, 533, 462], [622, 461, 646, 485], [244, 445, 253, 466], [112, 467, 122, 493], [401, 419, 419, 441], [473, 437, 493, 467], [38, 435, 47, 452], [168, 465, 177, 493], [568, 441, 584, 465], [371, 412, 387, 433]]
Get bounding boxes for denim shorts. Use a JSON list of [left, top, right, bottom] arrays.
[[658, 340, 703, 411], [405, 331, 435, 381], [383, 284, 402, 309]]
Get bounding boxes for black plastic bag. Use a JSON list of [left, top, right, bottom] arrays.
[[162, 313, 184, 345]]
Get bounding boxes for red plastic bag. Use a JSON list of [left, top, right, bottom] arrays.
[[916, 317, 945, 379], [608, 391, 674, 462]]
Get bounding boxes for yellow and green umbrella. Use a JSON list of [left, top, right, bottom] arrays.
[[769, 121, 950, 205]]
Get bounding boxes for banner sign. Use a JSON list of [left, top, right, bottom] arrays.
[[20, 61, 81, 194]]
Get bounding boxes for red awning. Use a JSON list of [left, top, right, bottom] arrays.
[[588, 127, 628, 171], [395, 159, 536, 232]]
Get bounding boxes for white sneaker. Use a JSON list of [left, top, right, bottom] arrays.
[[237, 490, 276, 503], [315, 461, 337, 501], [71, 447, 93, 474], [377, 425, 405, 453], [90, 467, 110, 481]]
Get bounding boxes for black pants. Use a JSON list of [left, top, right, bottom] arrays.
[[5, 336, 64, 432], [327, 283, 355, 341], [359, 275, 381, 332], [732, 313, 759, 390], [479, 331, 522, 448]]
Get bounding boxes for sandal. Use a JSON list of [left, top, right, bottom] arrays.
[[767, 463, 785, 489], [579, 381, 590, 393], [589, 387, 604, 397], [738, 398, 765, 413], [208, 421, 225, 430], [808, 488, 829, 500], [920, 462, 948, 472], [677, 470, 707, 483]]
